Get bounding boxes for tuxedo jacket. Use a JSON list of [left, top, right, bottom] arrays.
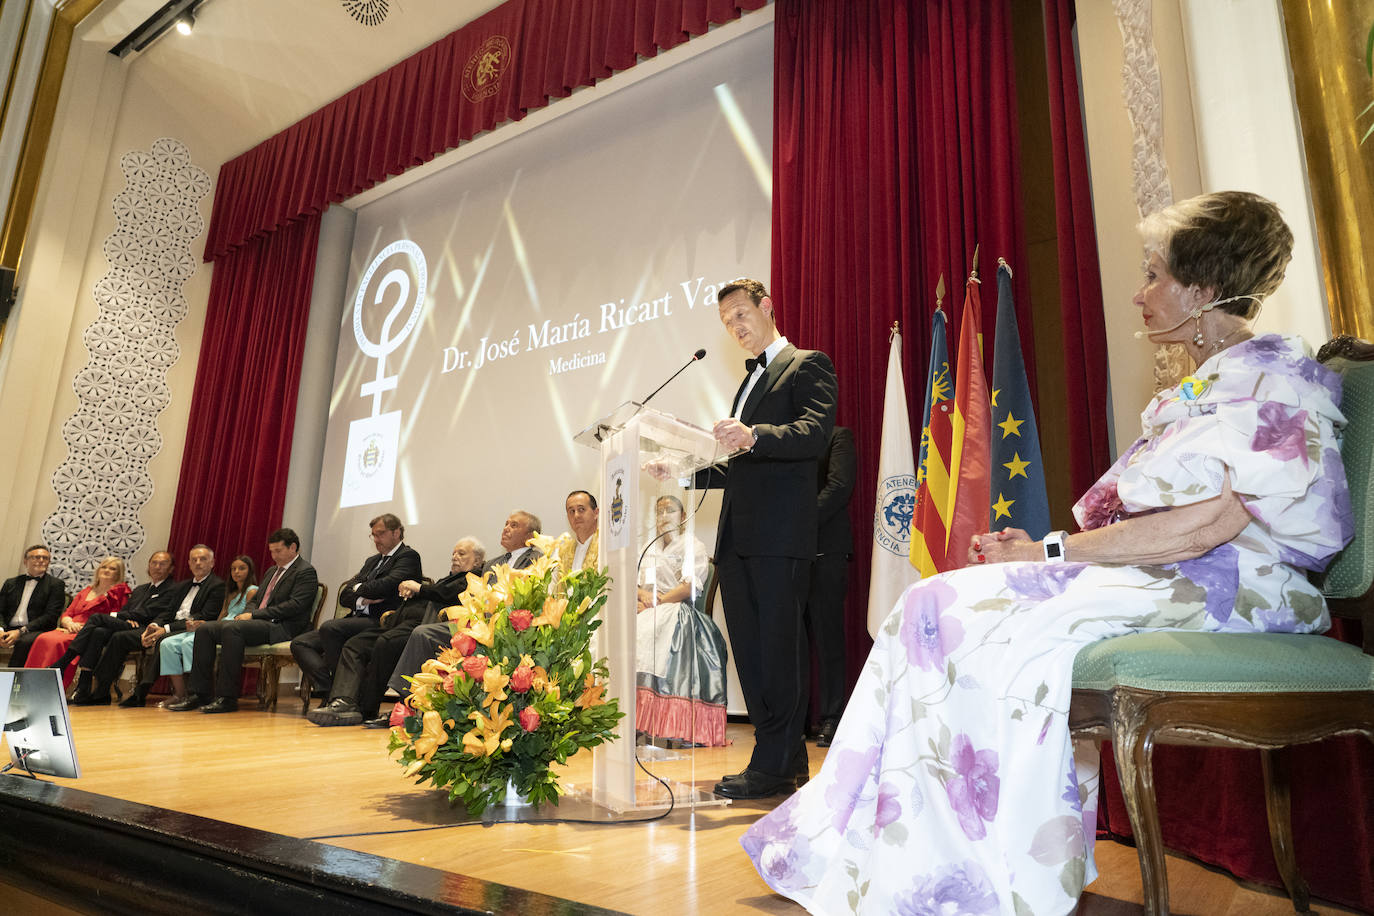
[[150, 574, 227, 632], [0, 572, 67, 633], [698, 344, 838, 559], [243, 558, 320, 642], [111, 578, 177, 628], [339, 543, 422, 619], [816, 426, 857, 556], [481, 546, 543, 578], [389, 567, 474, 629]]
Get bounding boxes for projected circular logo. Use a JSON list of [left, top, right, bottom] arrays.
[[353, 239, 427, 361], [358, 434, 385, 477], [463, 35, 512, 103]]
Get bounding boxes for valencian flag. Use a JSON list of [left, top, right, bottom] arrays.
[[910, 301, 953, 578], [943, 268, 992, 569], [867, 324, 918, 637], [989, 261, 1051, 538]]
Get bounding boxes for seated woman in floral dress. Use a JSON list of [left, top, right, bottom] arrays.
[[635, 495, 729, 747], [741, 191, 1354, 915], [27, 556, 130, 686]]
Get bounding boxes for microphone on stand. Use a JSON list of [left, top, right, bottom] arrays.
[[639, 348, 707, 407]]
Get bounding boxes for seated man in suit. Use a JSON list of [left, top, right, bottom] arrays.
[[64, 549, 177, 704], [309, 536, 484, 727], [552, 490, 599, 575], [170, 528, 319, 714], [0, 544, 67, 667], [291, 513, 421, 698], [108, 545, 227, 707], [378, 510, 542, 722]]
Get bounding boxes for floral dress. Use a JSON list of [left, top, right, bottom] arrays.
[[741, 335, 1353, 915]]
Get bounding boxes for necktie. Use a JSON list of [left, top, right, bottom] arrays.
[[745, 352, 768, 374], [259, 567, 284, 608]]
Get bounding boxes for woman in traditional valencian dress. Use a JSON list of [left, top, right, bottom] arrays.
[[741, 191, 1354, 915], [635, 494, 730, 747], [27, 556, 131, 686]]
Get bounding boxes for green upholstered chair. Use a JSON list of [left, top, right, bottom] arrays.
[[1068, 336, 1374, 916], [238, 582, 328, 712]]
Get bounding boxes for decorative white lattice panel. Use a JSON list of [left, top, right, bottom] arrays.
[[41, 138, 211, 585]]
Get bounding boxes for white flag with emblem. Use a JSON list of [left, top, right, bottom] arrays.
[[866, 326, 919, 636]]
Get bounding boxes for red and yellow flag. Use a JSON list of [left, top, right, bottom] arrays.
[[944, 274, 992, 569], [910, 307, 953, 578]]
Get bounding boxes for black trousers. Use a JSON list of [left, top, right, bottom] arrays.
[[385, 622, 451, 695], [6, 630, 43, 667], [716, 545, 811, 778], [803, 550, 850, 723], [90, 627, 148, 694], [332, 621, 420, 716], [291, 616, 378, 690], [65, 614, 141, 668], [188, 618, 274, 699]]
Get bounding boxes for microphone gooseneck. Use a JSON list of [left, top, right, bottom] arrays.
[[640, 349, 707, 408]]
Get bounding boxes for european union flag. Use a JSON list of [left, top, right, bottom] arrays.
[[988, 261, 1051, 538]]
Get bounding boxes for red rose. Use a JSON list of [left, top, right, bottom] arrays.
[[509, 665, 534, 692], [509, 609, 533, 632], [451, 633, 477, 656], [461, 654, 488, 681], [441, 673, 455, 693], [519, 707, 541, 732]]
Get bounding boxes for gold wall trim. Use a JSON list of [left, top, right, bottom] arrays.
[[0, 1, 37, 152], [1280, 0, 1374, 340], [0, 0, 107, 271]]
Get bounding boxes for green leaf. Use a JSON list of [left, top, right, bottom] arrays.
[[1013, 891, 1036, 916], [1059, 858, 1087, 897], [1010, 708, 1024, 720], [946, 661, 957, 685], [1365, 20, 1373, 75], [1288, 589, 1325, 624], [1032, 682, 1048, 706], [1235, 586, 1270, 622], [881, 822, 909, 846], [969, 597, 1014, 613], [937, 722, 952, 759], [910, 701, 927, 722]]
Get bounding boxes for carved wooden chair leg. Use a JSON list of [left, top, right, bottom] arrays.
[[1260, 747, 1311, 912], [1112, 692, 1171, 916]]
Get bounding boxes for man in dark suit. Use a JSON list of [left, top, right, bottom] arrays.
[[65, 549, 177, 704], [291, 513, 421, 698], [171, 528, 319, 714], [310, 536, 484, 727], [380, 511, 543, 710], [694, 277, 837, 799], [107, 545, 226, 707], [0, 544, 67, 667], [804, 426, 856, 746]]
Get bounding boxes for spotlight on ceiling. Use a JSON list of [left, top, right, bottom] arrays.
[[175, 11, 195, 35], [110, 0, 206, 58]]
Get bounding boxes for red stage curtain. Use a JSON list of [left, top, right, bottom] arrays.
[[203, 0, 766, 261], [167, 216, 321, 573], [1043, 0, 1110, 496], [772, 0, 1034, 684]]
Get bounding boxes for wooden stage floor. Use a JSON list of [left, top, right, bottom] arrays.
[[10, 698, 1364, 915]]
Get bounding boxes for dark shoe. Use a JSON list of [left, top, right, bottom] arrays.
[[361, 715, 391, 729], [118, 689, 147, 708], [69, 670, 94, 702], [816, 717, 839, 748], [713, 768, 795, 800], [167, 694, 208, 712], [71, 694, 111, 706], [794, 747, 811, 787], [307, 698, 362, 727], [200, 697, 238, 714]]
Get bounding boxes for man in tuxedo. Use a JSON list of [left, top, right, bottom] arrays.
[[0, 545, 67, 667], [310, 536, 484, 727], [380, 510, 543, 708], [65, 549, 177, 704], [804, 425, 856, 747], [696, 277, 837, 799], [171, 528, 319, 713], [107, 545, 226, 707], [291, 513, 421, 698]]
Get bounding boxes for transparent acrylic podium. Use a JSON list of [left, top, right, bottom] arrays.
[[572, 401, 737, 812]]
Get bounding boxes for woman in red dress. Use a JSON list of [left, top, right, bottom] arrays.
[[26, 556, 130, 686]]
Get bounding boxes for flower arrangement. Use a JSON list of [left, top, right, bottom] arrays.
[[388, 539, 623, 815]]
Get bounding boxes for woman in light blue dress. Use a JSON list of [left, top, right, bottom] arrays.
[[159, 554, 257, 704]]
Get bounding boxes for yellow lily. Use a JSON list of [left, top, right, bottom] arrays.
[[462, 617, 496, 648], [482, 665, 511, 706], [411, 710, 453, 763], [462, 703, 515, 756], [577, 673, 607, 709], [532, 595, 568, 629]]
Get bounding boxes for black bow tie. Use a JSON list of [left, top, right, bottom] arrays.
[[25, 575, 42, 582], [745, 352, 768, 374]]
